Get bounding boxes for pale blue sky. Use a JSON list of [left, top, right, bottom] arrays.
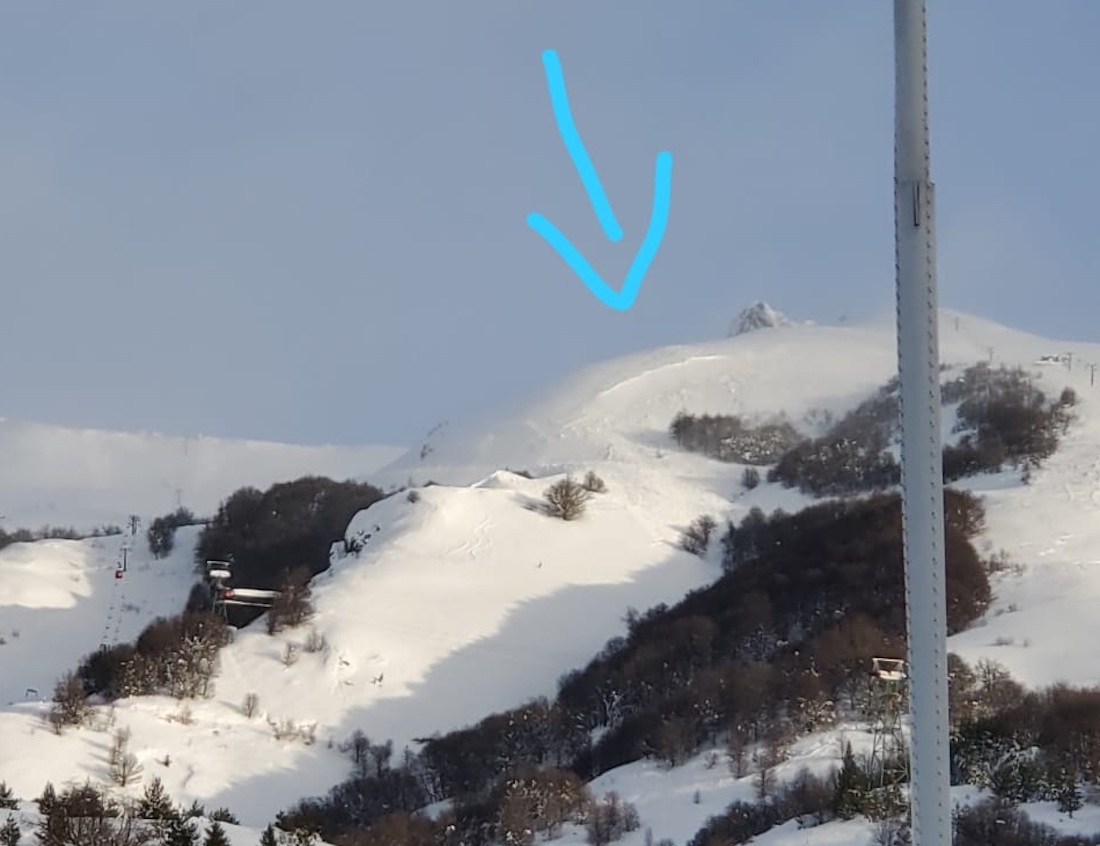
[[2, 2, 1098, 447]]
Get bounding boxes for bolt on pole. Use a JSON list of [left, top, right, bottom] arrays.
[[893, 1, 952, 845]]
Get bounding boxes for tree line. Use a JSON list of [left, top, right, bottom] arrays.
[[670, 363, 1078, 496]]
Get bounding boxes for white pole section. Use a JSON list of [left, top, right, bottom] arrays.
[[893, 1, 952, 845]]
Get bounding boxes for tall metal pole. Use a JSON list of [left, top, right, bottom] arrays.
[[894, 2, 951, 846]]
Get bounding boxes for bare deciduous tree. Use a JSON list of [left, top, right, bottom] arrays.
[[680, 515, 718, 556], [48, 672, 88, 734], [543, 476, 590, 521]]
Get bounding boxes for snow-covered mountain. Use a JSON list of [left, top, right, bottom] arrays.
[[3, 308, 1100, 844], [0, 419, 404, 529]]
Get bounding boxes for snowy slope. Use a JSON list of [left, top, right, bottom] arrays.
[[0, 527, 200, 707], [0, 418, 404, 529], [3, 308, 1100, 837], [375, 319, 901, 490]]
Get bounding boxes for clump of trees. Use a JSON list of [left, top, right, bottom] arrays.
[[277, 747, 641, 846], [943, 364, 1077, 481], [70, 611, 231, 705], [543, 476, 590, 521], [948, 663, 1100, 812], [147, 507, 197, 558], [670, 413, 802, 465], [670, 363, 1077, 498], [540, 471, 609, 521], [34, 777, 242, 846], [687, 757, 883, 846], [953, 796, 1100, 846], [0, 523, 120, 553], [266, 567, 315, 635], [195, 476, 384, 591], [766, 386, 901, 496], [48, 672, 91, 734]]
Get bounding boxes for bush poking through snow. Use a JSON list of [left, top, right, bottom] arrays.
[[585, 792, 640, 846], [303, 628, 327, 654], [582, 470, 608, 493], [680, 515, 717, 556], [497, 768, 590, 843], [269, 717, 317, 745], [167, 703, 193, 725], [871, 818, 912, 846], [48, 671, 88, 734], [146, 507, 196, 559], [267, 567, 315, 635], [669, 411, 802, 464], [281, 643, 300, 667], [209, 808, 239, 825], [543, 476, 590, 521], [0, 783, 15, 811], [741, 466, 761, 490], [242, 692, 260, 719]]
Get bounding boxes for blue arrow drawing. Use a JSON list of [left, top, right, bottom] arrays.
[[527, 49, 673, 311]]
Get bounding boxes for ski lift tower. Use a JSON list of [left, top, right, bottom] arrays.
[[894, 1, 951, 845], [868, 657, 909, 792], [206, 560, 233, 619]]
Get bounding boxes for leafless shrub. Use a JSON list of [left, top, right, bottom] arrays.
[[241, 692, 259, 719], [582, 470, 608, 493], [680, 515, 718, 556], [543, 476, 590, 521], [267, 567, 315, 634], [871, 817, 912, 846], [165, 703, 193, 725], [270, 718, 315, 744], [48, 672, 89, 734], [585, 792, 640, 846], [303, 629, 327, 654]]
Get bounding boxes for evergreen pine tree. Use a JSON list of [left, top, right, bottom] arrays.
[[1056, 766, 1083, 817], [0, 815, 19, 846], [164, 816, 200, 846], [0, 782, 15, 810], [139, 777, 176, 820], [204, 820, 231, 846], [832, 743, 870, 819], [36, 783, 56, 818], [259, 824, 279, 846]]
